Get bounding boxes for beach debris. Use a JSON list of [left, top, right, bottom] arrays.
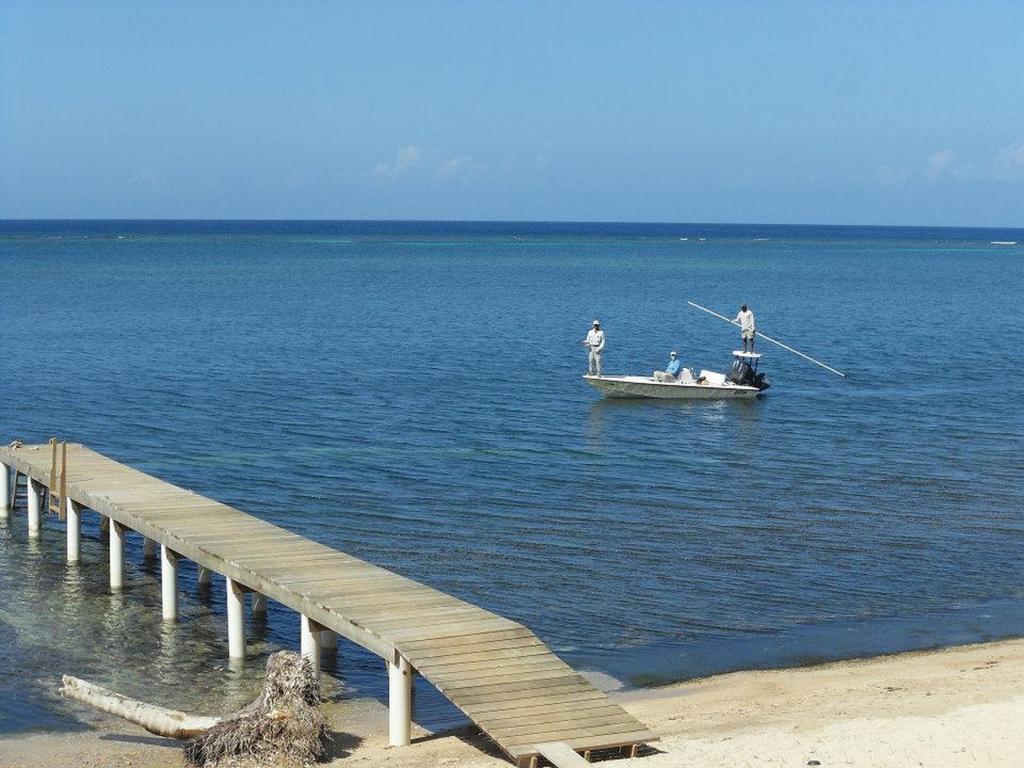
[[60, 650, 330, 767], [183, 651, 328, 767], [59, 676, 220, 739]]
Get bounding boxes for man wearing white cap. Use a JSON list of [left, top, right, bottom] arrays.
[[582, 320, 606, 376], [654, 350, 690, 382]]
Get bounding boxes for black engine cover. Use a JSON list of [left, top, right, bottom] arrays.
[[727, 359, 770, 390]]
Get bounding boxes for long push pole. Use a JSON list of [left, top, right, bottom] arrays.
[[688, 301, 847, 378]]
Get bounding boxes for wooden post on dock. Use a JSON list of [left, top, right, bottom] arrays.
[[0, 462, 10, 519], [66, 498, 81, 563], [226, 578, 246, 659], [161, 546, 179, 621], [197, 565, 212, 587], [143, 537, 158, 560], [26, 477, 41, 538], [109, 520, 126, 590], [300, 615, 322, 678], [388, 653, 413, 747]]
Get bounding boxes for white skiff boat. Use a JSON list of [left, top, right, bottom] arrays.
[[584, 351, 769, 400]]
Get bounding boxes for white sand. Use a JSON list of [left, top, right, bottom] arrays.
[[3, 639, 1021, 768]]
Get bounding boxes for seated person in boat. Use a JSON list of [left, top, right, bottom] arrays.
[[653, 351, 693, 382]]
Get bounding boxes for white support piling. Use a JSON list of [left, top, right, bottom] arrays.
[[388, 653, 413, 747], [66, 498, 81, 563], [197, 565, 212, 586], [251, 592, 267, 617], [300, 615, 322, 678], [0, 462, 10, 519], [161, 545, 179, 621], [226, 577, 246, 659], [27, 477, 41, 538], [143, 537, 158, 560], [109, 520, 125, 590]]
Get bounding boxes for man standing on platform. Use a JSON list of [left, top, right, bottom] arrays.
[[583, 320, 605, 376], [734, 304, 756, 353]]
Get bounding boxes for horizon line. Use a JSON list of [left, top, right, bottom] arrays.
[[1, 217, 1022, 230]]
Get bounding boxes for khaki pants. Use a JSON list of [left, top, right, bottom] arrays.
[[588, 348, 603, 376], [653, 370, 677, 382]]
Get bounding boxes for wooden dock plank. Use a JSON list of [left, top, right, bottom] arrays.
[[487, 702, 627, 729], [405, 637, 546, 664], [435, 671, 582, 698], [535, 742, 591, 768], [507, 728, 658, 758], [414, 645, 551, 670], [387, 617, 522, 642], [396, 627, 535, 652], [426, 663, 577, 689], [488, 711, 645, 740], [464, 693, 612, 719]]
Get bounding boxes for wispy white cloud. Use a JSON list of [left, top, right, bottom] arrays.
[[436, 153, 490, 180], [370, 145, 492, 183], [868, 147, 980, 187], [924, 149, 957, 181], [872, 164, 913, 187], [129, 167, 162, 188], [370, 145, 424, 180], [992, 137, 1024, 181]]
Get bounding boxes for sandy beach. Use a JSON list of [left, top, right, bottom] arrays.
[[3, 638, 1020, 768]]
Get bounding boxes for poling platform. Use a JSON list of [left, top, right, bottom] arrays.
[[0, 442, 656, 766]]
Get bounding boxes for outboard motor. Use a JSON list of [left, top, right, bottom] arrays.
[[727, 354, 770, 390]]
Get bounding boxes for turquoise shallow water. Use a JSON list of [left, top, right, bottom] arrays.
[[1, 220, 1022, 734]]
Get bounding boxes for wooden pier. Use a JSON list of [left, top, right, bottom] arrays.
[[0, 442, 655, 767]]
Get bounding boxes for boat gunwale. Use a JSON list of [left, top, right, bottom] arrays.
[[582, 374, 760, 393]]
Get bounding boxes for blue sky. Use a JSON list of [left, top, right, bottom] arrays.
[[2, 1, 1022, 225]]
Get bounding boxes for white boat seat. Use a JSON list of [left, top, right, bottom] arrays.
[[698, 370, 727, 386], [677, 367, 695, 384]]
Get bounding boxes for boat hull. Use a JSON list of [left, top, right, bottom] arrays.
[[584, 375, 761, 400]]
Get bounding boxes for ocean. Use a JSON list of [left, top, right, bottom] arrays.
[[0, 220, 1022, 734]]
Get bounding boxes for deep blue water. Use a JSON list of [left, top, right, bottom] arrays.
[[1, 220, 1022, 734]]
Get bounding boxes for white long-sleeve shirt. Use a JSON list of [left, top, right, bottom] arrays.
[[585, 328, 605, 352], [735, 309, 755, 332]]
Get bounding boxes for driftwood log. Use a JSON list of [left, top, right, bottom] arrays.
[[59, 675, 220, 739], [60, 650, 329, 767]]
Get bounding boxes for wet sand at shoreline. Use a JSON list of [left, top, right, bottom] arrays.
[[3, 638, 1021, 768]]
